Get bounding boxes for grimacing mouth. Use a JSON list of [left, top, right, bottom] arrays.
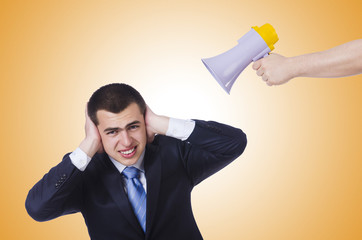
[[119, 146, 137, 155]]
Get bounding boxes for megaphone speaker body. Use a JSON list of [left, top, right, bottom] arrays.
[[202, 24, 279, 94]]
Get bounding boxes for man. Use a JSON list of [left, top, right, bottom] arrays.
[[26, 83, 247, 240]]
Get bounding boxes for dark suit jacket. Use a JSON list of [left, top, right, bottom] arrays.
[[26, 120, 247, 240]]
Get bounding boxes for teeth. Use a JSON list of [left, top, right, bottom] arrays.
[[121, 147, 135, 155]]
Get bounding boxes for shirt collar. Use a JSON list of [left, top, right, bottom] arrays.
[[109, 149, 145, 174]]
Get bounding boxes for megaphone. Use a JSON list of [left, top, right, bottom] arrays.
[[202, 23, 279, 94]]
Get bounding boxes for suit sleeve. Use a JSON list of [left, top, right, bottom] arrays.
[[25, 154, 84, 222], [181, 120, 247, 185]]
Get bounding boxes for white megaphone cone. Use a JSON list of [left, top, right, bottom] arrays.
[[202, 23, 279, 94]]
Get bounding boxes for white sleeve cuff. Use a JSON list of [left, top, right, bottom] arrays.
[[166, 118, 195, 141], [69, 147, 92, 171]]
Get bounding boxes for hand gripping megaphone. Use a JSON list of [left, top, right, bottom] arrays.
[[202, 23, 279, 94]]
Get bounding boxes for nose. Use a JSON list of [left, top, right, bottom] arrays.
[[119, 131, 132, 147]]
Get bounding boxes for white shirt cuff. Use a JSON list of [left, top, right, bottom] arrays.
[[166, 118, 195, 141], [69, 147, 92, 171]]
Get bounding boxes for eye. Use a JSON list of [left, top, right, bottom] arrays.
[[106, 130, 117, 135], [128, 125, 139, 131]]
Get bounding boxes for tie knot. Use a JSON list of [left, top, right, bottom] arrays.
[[122, 167, 140, 179]]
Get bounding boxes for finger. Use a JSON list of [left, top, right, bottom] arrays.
[[262, 74, 268, 82], [256, 68, 264, 76], [252, 60, 261, 70]]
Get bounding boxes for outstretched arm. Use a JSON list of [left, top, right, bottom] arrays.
[[252, 39, 362, 86]]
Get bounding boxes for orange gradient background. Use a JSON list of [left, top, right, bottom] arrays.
[[1, 0, 361, 239]]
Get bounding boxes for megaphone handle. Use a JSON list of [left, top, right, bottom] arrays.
[[252, 47, 271, 62]]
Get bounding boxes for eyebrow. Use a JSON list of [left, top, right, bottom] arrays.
[[103, 120, 141, 133]]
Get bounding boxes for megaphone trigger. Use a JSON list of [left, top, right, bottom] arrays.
[[252, 47, 273, 62]]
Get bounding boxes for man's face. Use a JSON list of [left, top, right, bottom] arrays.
[[96, 103, 147, 166]]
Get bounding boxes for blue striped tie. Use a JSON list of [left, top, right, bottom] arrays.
[[122, 167, 147, 232]]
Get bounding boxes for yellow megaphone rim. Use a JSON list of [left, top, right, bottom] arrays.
[[252, 23, 279, 51]]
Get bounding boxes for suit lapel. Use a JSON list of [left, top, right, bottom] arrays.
[[144, 144, 162, 235], [98, 154, 144, 235]]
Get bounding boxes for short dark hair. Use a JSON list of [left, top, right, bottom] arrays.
[[88, 83, 146, 125]]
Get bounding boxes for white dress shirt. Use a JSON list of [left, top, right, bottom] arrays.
[[70, 118, 195, 191]]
